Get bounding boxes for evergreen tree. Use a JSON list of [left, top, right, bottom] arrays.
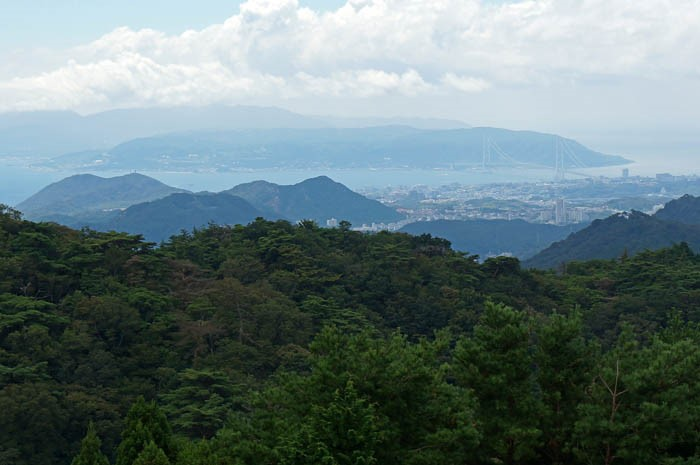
[[279, 381, 381, 465], [534, 310, 596, 465], [454, 302, 544, 465], [574, 325, 700, 465], [70, 422, 109, 465], [116, 397, 174, 465]]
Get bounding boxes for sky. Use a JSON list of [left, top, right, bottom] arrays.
[[0, 1, 346, 51], [1, 0, 699, 152]]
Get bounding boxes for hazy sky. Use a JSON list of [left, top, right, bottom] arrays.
[[1, 0, 699, 147]]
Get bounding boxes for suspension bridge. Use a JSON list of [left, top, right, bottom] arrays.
[[480, 136, 591, 180]]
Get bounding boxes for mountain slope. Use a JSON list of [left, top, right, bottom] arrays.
[[105, 192, 264, 242], [226, 176, 405, 225], [17, 173, 187, 220], [524, 210, 700, 269], [0, 106, 331, 157], [400, 219, 587, 259]]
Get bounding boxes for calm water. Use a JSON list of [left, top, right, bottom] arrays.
[[0, 153, 697, 207]]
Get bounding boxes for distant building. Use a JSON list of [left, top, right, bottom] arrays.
[[622, 168, 629, 178], [555, 198, 566, 225], [656, 173, 675, 182], [570, 208, 586, 223], [326, 218, 338, 228]]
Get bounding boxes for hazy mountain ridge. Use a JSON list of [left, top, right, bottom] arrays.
[[0, 106, 469, 158], [45, 126, 628, 171], [16, 173, 188, 220], [524, 195, 700, 269], [318, 115, 469, 130], [400, 219, 587, 259], [226, 176, 405, 225], [0, 106, 329, 157]]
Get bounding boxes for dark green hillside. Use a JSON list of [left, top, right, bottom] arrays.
[[106, 192, 264, 242], [2, 204, 700, 465], [654, 194, 700, 224], [226, 175, 404, 225], [400, 218, 586, 259], [525, 209, 700, 269]]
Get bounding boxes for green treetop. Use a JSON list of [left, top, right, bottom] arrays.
[[70, 422, 109, 465]]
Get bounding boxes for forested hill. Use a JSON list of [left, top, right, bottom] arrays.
[[524, 211, 700, 268], [2, 205, 700, 465], [654, 193, 700, 224], [104, 192, 265, 242]]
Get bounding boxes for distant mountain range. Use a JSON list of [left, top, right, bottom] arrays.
[[0, 105, 468, 157], [16, 174, 405, 242], [524, 195, 700, 269], [400, 219, 587, 259], [45, 126, 628, 171]]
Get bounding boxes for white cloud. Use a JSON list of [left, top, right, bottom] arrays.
[[441, 73, 491, 93], [0, 54, 287, 111], [0, 0, 698, 113], [296, 69, 432, 97]]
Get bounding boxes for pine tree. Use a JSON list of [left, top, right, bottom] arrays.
[[454, 302, 544, 465], [71, 422, 110, 465], [133, 441, 170, 465]]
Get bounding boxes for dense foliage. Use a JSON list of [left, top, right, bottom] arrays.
[[1, 205, 699, 465]]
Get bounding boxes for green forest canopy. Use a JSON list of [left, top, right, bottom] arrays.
[[1, 206, 699, 465]]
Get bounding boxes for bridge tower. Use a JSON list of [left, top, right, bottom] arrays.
[[554, 138, 565, 181]]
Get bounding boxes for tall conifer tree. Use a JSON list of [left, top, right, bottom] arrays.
[[71, 422, 109, 465]]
